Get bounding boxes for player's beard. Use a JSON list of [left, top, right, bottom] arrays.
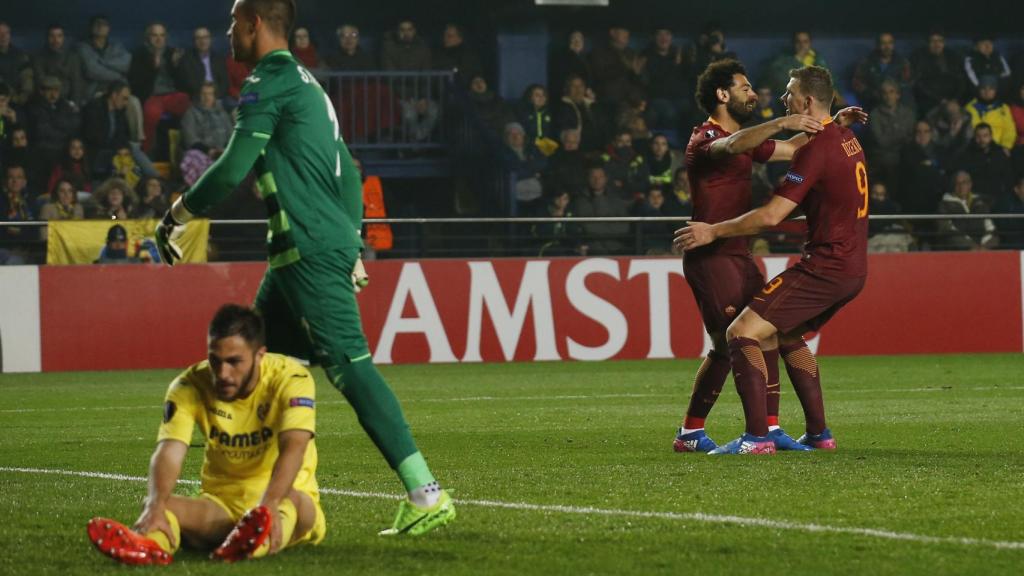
[[215, 356, 259, 401], [726, 98, 755, 124]]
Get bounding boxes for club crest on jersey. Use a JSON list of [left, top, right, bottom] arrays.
[[257, 402, 270, 421], [785, 171, 805, 184], [705, 129, 717, 138]]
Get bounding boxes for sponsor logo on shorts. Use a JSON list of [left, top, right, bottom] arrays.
[[163, 401, 176, 423], [289, 397, 315, 409], [785, 172, 805, 184]]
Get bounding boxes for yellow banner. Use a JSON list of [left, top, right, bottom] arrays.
[[46, 219, 210, 265]]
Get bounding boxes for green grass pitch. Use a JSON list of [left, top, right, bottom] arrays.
[[2, 354, 1023, 575]]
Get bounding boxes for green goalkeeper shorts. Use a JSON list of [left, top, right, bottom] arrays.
[[253, 247, 372, 367]]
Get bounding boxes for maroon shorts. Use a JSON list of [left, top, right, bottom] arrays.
[[683, 252, 765, 334], [747, 265, 866, 335]]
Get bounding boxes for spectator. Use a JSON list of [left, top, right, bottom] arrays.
[[1008, 79, 1024, 147], [633, 186, 673, 254], [81, 81, 132, 176], [0, 81, 16, 150], [543, 128, 586, 195], [867, 79, 915, 189], [501, 122, 547, 214], [39, 178, 84, 221], [3, 127, 30, 175], [852, 32, 913, 111], [0, 164, 33, 264], [400, 96, 439, 143], [910, 29, 965, 114], [180, 27, 229, 100], [128, 22, 190, 153], [434, 24, 482, 89], [549, 31, 591, 94], [964, 34, 1011, 91], [110, 146, 140, 188], [641, 28, 688, 130], [993, 175, 1024, 248], [181, 81, 233, 151], [748, 85, 780, 126], [0, 21, 31, 104], [898, 121, 945, 214], [926, 98, 972, 162], [964, 75, 1017, 150], [764, 31, 830, 100], [517, 84, 558, 156], [530, 190, 581, 257], [33, 24, 84, 105], [27, 76, 80, 183], [326, 25, 375, 70], [88, 177, 135, 220], [616, 92, 652, 148], [77, 16, 132, 101], [94, 223, 158, 263], [955, 122, 1014, 203], [646, 133, 674, 187], [588, 26, 643, 106], [573, 166, 630, 255], [131, 175, 168, 219], [601, 130, 649, 202], [937, 170, 998, 249], [467, 75, 511, 136], [555, 74, 605, 152], [47, 137, 92, 198], [381, 19, 431, 71], [664, 167, 692, 216], [691, 22, 736, 76], [867, 182, 912, 252], [290, 27, 321, 69]]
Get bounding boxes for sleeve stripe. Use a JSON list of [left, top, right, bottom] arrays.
[[234, 128, 272, 139]]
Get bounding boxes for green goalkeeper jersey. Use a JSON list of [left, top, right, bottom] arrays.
[[184, 49, 362, 268]]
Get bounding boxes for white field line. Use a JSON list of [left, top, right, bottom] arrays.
[[3, 387, 1024, 414], [1, 466, 1022, 551]]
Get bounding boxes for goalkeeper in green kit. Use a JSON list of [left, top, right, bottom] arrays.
[[155, 0, 454, 536]]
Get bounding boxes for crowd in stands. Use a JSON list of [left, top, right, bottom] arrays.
[[3, 14, 1024, 263]]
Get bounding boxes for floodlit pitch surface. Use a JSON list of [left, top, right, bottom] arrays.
[[2, 354, 1022, 575]]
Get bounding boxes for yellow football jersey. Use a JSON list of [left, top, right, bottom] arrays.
[[158, 353, 319, 508]]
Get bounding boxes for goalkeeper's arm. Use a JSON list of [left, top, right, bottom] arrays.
[[173, 130, 270, 221]]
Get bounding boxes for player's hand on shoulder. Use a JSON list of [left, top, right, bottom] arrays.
[[835, 106, 868, 127], [778, 114, 823, 134], [674, 222, 714, 251]]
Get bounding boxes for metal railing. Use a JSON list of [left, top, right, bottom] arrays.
[[3, 214, 1023, 264], [317, 71, 456, 150]]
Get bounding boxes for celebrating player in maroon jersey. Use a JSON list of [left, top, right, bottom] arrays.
[[676, 65, 869, 455], [672, 60, 866, 455]]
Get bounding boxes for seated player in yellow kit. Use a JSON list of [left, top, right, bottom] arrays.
[[86, 304, 326, 565]]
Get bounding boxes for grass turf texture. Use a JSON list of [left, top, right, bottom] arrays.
[[1, 354, 1022, 575]]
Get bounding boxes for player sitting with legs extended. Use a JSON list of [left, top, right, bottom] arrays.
[[87, 304, 326, 565], [676, 66, 868, 454]]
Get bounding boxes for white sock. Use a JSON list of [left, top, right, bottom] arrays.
[[768, 425, 780, 432], [408, 481, 441, 508], [680, 427, 704, 435]]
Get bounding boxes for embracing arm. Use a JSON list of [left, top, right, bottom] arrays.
[[708, 115, 822, 158], [674, 195, 799, 250], [769, 107, 869, 162]]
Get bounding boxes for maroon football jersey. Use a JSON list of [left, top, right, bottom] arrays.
[[685, 119, 776, 256], [774, 119, 869, 277]]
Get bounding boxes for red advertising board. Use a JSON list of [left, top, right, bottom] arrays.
[[37, 252, 1023, 372]]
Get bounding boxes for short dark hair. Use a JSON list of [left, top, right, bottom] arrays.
[[208, 304, 265, 348], [47, 23, 64, 33], [789, 65, 834, 107], [975, 122, 992, 134], [106, 80, 129, 98], [241, 0, 296, 39], [695, 59, 747, 115]]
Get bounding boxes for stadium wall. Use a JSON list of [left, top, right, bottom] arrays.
[[0, 252, 1020, 373]]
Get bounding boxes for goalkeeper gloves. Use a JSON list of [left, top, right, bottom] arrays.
[[352, 257, 369, 293], [155, 198, 194, 266]]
